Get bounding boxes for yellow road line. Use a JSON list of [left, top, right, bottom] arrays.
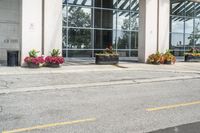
[[2, 118, 96, 133], [146, 101, 200, 112]]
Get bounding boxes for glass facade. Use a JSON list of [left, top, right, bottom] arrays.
[[170, 0, 200, 56], [62, 0, 139, 58]]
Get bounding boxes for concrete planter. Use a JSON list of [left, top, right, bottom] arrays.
[[164, 61, 173, 65], [185, 55, 200, 62], [46, 63, 60, 68], [27, 63, 40, 68], [95, 54, 119, 65]]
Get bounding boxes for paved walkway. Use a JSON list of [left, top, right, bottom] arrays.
[[0, 62, 200, 75]]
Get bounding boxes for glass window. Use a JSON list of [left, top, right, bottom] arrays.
[[131, 31, 138, 49], [63, 6, 67, 27], [117, 11, 130, 30], [185, 18, 194, 34], [185, 33, 194, 46], [102, 0, 117, 9], [94, 0, 117, 9], [171, 16, 184, 33], [94, 9, 116, 29], [194, 18, 200, 34], [68, 28, 92, 49], [68, 0, 92, 6], [171, 1, 185, 16], [194, 34, 200, 46], [68, 6, 92, 27], [185, 1, 195, 17], [130, 0, 139, 11], [62, 0, 139, 58], [94, 30, 115, 49], [195, 3, 200, 17], [130, 12, 139, 31], [118, 0, 130, 10], [171, 33, 184, 47], [117, 30, 130, 49], [68, 50, 92, 57]]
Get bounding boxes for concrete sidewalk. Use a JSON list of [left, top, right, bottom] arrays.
[[0, 62, 200, 75], [0, 62, 200, 94]]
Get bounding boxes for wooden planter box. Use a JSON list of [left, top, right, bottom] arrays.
[[95, 54, 119, 65], [185, 55, 200, 62]]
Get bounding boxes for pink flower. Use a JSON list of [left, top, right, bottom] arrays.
[[45, 56, 64, 64], [24, 56, 45, 64]]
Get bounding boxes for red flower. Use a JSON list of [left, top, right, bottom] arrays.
[[45, 56, 64, 64], [24, 56, 45, 65]]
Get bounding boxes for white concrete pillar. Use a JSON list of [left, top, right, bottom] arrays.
[[138, 0, 170, 62], [21, 0, 42, 65], [44, 0, 62, 56], [158, 0, 170, 53]]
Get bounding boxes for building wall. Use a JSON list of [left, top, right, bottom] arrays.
[[21, 0, 42, 65], [44, 0, 62, 56], [0, 0, 21, 66]]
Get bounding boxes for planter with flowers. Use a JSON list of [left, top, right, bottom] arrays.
[[24, 49, 45, 68], [162, 50, 176, 64], [185, 47, 200, 62], [95, 47, 119, 65], [45, 49, 64, 68], [147, 52, 163, 65], [147, 50, 176, 65]]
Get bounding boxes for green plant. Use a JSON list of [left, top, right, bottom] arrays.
[[28, 49, 39, 58], [51, 49, 61, 57]]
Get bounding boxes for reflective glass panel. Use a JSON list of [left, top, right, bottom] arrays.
[[68, 28, 92, 49], [117, 30, 129, 49], [94, 9, 116, 29], [131, 31, 138, 49], [185, 1, 195, 17], [94, 30, 115, 49], [171, 16, 184, 33], [117, 11, 130, 30], [68, 50, 92, 57], [185, 18, 194, 34], [68, 0, 92, 6], [118, 0, 130, 10], [130, 0, 139, 11], [194, 18, 200, 34], [171, 1, 185, 16], [68, 6, 92, 27], [130, 12, 139, 31], [185, 33, 194, 46], [171, 33, 184, 47]]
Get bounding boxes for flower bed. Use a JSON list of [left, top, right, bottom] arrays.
[[45, 56, 64, 67], [185, 53, 200, 62], [95, 47, 119, 65], [24, 50, 44, 68], [45, 49, 64, 67], [184, 47, 200, 62], [147, 50, 176, 65]]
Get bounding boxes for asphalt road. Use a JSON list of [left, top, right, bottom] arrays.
[[0, 69, 200, 133]]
